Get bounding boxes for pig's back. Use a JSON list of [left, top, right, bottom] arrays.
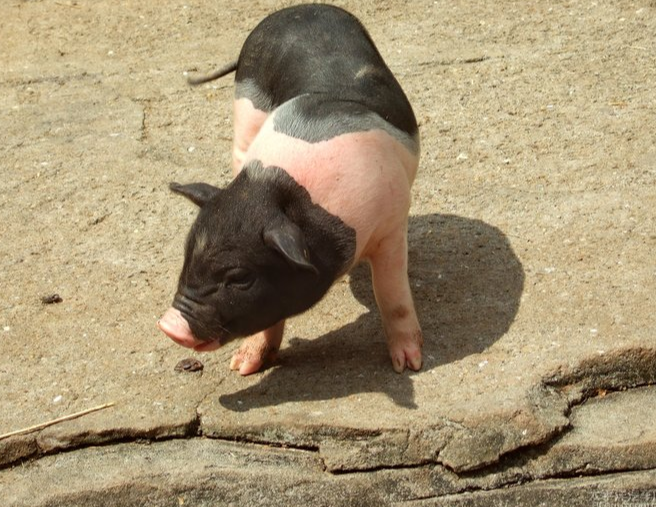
[[234, 4, 418, 144]]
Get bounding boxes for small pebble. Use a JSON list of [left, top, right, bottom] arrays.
[[41, 294, 63, 305], [174, 358, 204, 373]]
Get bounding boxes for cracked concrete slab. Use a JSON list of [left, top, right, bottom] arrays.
[[404, 470, 656, 507], [1, 0, 655, 504], [4, 387, 656, 506]]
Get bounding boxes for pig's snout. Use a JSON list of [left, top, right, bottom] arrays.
[[158, 307, 223, 352], [158, 307, 194, 346]]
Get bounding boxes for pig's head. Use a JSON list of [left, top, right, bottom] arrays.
[[159, 161, 355, 350]]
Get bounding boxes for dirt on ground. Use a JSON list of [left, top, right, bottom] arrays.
[[1, 0, 655, 505]]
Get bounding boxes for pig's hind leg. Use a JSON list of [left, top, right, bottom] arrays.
[[369, 226, 423, 373], [229, 320, 285, 375]]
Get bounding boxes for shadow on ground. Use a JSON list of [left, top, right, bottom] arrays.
[[220, 213, 525, 410]]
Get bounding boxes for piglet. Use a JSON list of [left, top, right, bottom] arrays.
[[158, 4, 423, 375]]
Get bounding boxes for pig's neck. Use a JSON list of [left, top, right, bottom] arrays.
[[242, 115, 418, 264], [242, 163, 357, 300]]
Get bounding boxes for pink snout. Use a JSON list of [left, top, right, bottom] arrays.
[[158, 307, 222, 352]]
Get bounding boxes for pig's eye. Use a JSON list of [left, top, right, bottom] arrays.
[[223, 268, 255, 289]]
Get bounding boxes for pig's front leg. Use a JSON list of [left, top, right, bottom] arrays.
[[229, 320, 285, 375], [369, 227, 423, 373]]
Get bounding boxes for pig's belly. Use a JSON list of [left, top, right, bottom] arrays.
[[242, 122, 418, 263]]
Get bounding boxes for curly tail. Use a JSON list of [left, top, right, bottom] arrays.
[[187, 60, 238, 86]]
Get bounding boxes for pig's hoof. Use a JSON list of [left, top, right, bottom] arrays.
[[229, 337, 278, 376], [389, 330, 423, 373], [390, 348, 423, 373]]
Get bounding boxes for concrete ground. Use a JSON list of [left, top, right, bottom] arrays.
[[1, 0, 655, 505]]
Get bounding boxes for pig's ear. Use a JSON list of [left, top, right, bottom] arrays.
[[169, 182, 221, 207], [264, 220, 319, 274]]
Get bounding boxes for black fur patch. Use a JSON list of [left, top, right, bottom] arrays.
[[234, 4, 418, 143], [171, 162, 356, 342]]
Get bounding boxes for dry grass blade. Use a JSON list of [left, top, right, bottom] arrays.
[[0, 403, 116, 441]]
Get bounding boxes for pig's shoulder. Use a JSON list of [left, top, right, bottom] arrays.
[[271, 94, 419, 155]]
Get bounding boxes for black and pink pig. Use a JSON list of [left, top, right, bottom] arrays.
[[158, 4, 423, 375]]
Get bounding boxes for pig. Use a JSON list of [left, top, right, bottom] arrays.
[[158, 4, 423, 376]]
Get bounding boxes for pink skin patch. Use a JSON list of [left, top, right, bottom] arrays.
[[157, 308, 222, 352]]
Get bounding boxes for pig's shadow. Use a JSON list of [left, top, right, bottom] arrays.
[[219, 213, 525, 410]]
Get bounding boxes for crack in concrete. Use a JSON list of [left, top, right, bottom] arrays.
[[451, 446, 598, 495], [434, 347, 656, 474], [398, 467, 656, 505], [543, 347, 656, 403], [294, 348, 656, 477], [2, 347, 655, 492], [205, 433, 322, 455], [131, 98, 152, 143], [3, 409, 656, 506], [1, 431, 196, 472], [1, 71, 105, 88], [232, 374, 656, 491], [417, 55, 495, 67]]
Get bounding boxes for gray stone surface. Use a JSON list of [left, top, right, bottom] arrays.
[[405, 470, 656, 507], [4, 386, 656, 506], [1, 0, 655, 505]]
